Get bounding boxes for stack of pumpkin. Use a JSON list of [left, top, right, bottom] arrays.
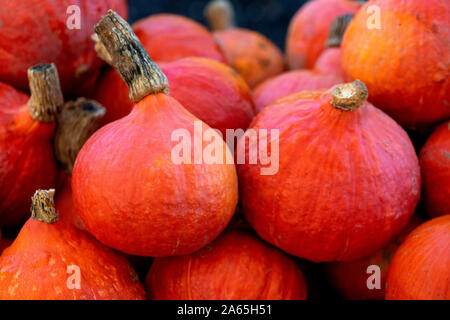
[[0, 0, 448, 300]]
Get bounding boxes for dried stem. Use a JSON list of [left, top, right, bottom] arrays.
[[94, 10, 169, 102], [331, 80, 368, 111], [31, 189, 58, 223], [54, 98, 106, 174], [27, 64, 64, 122]]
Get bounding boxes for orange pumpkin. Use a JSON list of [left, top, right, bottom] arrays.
[[0, 64, 63, 227], [0, 190, 145, 300], [419, 121, 450, 218], [237, 81, 421, 262], [205, 0, 285, 88], [132, 14, 227, 64], [386, 215, 450, 300], [341, 0, 450, 127], [73, 11, 238, 257], [286, 0, 360, 69], [146, 229, 307, 300]]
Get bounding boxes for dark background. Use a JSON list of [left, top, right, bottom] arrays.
[[128, 0, 309, 49]]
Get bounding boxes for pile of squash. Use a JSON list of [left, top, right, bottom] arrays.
[[0, 0, 448, 300]]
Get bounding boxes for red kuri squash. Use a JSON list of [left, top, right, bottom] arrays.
[[72, 11, 238, 257], [205, 0, 285, 88], [0, 64, 63, 227], [237, 81, 421, 262], [419, 121, 450, 218], [0, 190, 145, 300], [286, 0, 360, 69], [386, 215, 450, 300], [132, 14, 227, 65], [341, 0, 450, 127], [94, 57, 255, 136], [0, 0, 128, 95], [253, 70, 343, 113], [146, 229, 307, 300]]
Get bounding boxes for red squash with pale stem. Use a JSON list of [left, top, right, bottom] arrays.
[[0, 64, 63, 227], [204, 0, 285, 88], [386, 215, 450, 300], [325, 216, 422, 300], [341, 0, 450, 127], [286, 0, 360, 69], [419, 121, 450, 218], [0, 0, 127, 95], [0, 190, 145, 300], [132, 14, 227, 65], [73, 11, 238, 257], [237, 81, 421, 262], [146, 229, 307, 300], [314, 14, 354, 77], [94, 57, 255, 136], [253, 70, 343, 113]]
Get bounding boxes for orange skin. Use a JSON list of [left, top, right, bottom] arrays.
[[0, 218, 145, 300], [420, 121, 450, 218], [325, 216, 422, 300], [314, 47, 343, 77], [237, 88, 421, 262], [133, 14, 227, 65], [286, 0, 360, 69], [95, 57, 255, 136], [341, 0, 450, 127], [0, 0, 127, 95], [386, 215, 450, 300], [55, 176, 86, 230], [214, 28, 285, 88], [72, 93, 238, 257], [0, 83, 59, 227], [253, 69, 343, 113], [146, 229, 307, 300]]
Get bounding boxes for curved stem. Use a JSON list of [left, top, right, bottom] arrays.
[[94, 10, 169, 102], [205, 0, 235, 31], [331, 80, 368, 111], [54, 98, 106, 174], [27, 64, 64, 122], [31, 189, 58, 223]]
